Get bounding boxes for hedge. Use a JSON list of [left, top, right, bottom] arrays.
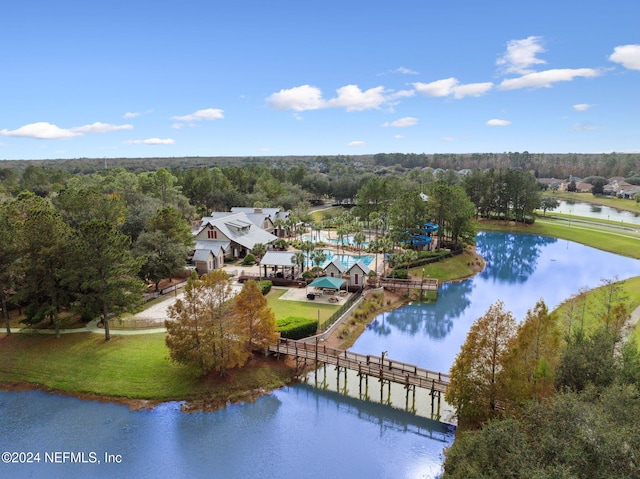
[[258, 280, 272, 295], [276, 316, 319, 340]]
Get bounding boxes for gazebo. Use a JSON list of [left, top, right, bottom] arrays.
[[307, 276, 346, 300]]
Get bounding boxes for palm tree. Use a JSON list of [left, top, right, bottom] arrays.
[[311, 222, 323, 242], [336, 226, 348, 254], [301, 241, 315, 271], [353, 231, 366, 252], [310, 249, 328, 270], [273, 218, 287, 238], [291, 251, 305, 278]]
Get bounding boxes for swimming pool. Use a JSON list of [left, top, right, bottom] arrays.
[[302, 234, 370, 249], [320, 249, 374, 269]]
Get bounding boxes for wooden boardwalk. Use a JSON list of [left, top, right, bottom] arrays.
[[269, 338, 449, 394], [379, 277, 439, 294]]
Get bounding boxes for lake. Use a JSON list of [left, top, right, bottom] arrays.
[[549, 199, 640, 225], [3, 232, 640, 479]]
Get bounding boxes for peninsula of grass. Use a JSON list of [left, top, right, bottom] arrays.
[[0, 332, 295, 406], [408, 248, 482, 282]]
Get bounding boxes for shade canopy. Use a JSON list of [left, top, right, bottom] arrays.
[[308, 276, 346, 290]]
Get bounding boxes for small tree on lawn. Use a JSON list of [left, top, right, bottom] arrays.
[[233, 280, 278, 352]]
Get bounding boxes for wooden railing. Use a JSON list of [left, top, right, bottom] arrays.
[[269, 338, 449, 393]]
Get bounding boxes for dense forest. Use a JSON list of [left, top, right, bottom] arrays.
[[2, 151, 640, 179]]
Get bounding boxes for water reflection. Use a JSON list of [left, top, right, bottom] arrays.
[[478, 232, 556, 284], [292, 383, 453, 441], [0, 388, 453, 479], [351, 232, 640, 374], [552, 200, 640, 225], [367, 280, 474, 341]]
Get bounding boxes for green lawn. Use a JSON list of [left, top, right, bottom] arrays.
[[266, 288, 338, 322], [408, 249, 481, 282], [0, 332, 295, 402], [0, 333, 200, 399]]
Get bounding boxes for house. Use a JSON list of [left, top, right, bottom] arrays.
[[230, 207, 291, 238], [192, 242, 225, 275], [345, 260, 370, 289], [193, 212, 278, 265], [323, 258, 347, 278]]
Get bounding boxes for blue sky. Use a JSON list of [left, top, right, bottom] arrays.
[[1, 0, 639, 160]]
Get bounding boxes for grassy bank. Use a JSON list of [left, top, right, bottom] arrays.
[[479, 216, 640, 259], [552, 276, 640, 344], [409, 248, 483, 282], [0, 332, 295, 405]]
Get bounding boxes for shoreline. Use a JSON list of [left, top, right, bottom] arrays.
[[0, 248, 486, 412]]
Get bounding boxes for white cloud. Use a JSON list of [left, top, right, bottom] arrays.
[[573, 123, 602, 131], [293, 113, 303, 121], [171, 123, 184, 130], [125, 138, 175, 145], [267, 84, 410, 112], [452, 82, 493, 99], [393, 66, 419, 75], [348, 141, 365, 147], [609, 44, 640, 70], [413, 78, 492, 99], [573, 103, 593, 111], [123, 112, 140, 119], [382, 117, 418, 128], [441, 136, 456, 142], [172, 108, 224, 121], [0, 122, 79, 139], [496, 36, 546, 74], [71, 122, 133, 134], [388, 89, 416, 100], [0, 121, 132, 140], [394, 135, 405, 139], [486, 119, 512, 126], [498, 68, 601, 90], [326, 85, 388, 111], [413, 78, 458, 97], [266, 85, 325, 111]]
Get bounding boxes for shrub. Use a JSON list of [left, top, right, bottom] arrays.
[[276, 316, 319, 340], [241, 253, 256, 265], [389, 269, 408, 279], [258, 280, 272, 295], [302, 270, 315, 280]]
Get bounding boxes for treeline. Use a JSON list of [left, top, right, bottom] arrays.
[[3, 150, 640, 180], [442, 280, 640, 478], [374, 151, 640, 179]]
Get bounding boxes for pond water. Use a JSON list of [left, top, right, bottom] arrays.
[[548, 199, 640, 225], [3, 232, 640, 479]]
